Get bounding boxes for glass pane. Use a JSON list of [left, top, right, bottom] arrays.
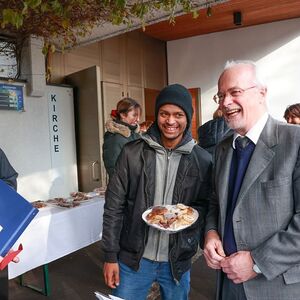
[[0, 38, 18, 78]]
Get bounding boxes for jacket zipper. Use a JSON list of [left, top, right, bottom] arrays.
[[154, 149, 172, 261], [162, 149, 172, 200], [164, 150, 179, 283], [169, 235, 179, 285]]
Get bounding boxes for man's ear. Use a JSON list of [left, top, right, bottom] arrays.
[[120, 112, 127, 120], [260, 86, 267, 97]]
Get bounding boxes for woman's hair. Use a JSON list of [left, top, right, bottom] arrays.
[[111, 98, 141, 120], [284, 103, 300, 120], [213, 108, 223, 119]]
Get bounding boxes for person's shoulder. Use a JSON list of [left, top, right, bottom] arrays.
[[104, 130, 128, 143], [264, 117, 300, 146], [0, 148, 8, 158], [216, 132, 233, 147], [192, 144, 213, 163], [198, 118, 217, 135], [123, 138, 145, 151], [274, 118, 300, 134]]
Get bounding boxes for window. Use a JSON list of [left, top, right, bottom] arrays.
[[0, 36, 18, 78]]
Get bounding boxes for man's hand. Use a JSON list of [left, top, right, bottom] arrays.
[[103, 262, 120, 289], [203, 230, 226, 269], [221, 251, 257, 283], [0, 251, 20, 264]]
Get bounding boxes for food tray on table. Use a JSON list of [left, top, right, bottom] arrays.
[[31, 200, 48, 209], [46, 197, 81, 209], [69, 191, 96, 203]]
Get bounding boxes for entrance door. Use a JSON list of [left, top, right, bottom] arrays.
[[66, 66, 106, 191], [144, 87, 201, 140]]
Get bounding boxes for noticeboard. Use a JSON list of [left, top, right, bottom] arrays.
[[0, 83, 24, 111]]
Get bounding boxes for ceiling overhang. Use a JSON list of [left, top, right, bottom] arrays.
[[74, 0, 228, 47], [66, 0, 300, 48], [143, 0, 300, 41]]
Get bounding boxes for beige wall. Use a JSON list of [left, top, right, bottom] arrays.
[[49, 31, 167, 91]]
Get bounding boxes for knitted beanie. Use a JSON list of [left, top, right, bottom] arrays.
[[155, 84, 193, 129]]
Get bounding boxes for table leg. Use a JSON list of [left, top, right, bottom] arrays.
[[18, 264, 50, 296], [43, 264, 50, 296]]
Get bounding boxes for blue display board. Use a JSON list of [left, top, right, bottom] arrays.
[[0, 83, 24, 111]]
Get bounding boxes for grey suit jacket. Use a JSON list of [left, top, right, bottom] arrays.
[[205, 116, 300, 300]]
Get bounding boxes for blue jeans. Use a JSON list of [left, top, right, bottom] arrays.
[[112, 258, 190, 300]]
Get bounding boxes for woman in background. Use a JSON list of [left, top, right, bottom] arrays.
[[103, 98, 141, 177], [284, 103, 300, 125]]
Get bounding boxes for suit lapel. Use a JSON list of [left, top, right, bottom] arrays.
[[236, 117, 278, 206], [216, 137, 233, 228]]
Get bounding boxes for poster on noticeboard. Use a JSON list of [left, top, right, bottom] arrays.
[[0, 83, 24, 111]]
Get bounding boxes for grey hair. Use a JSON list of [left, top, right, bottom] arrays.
[[223, 60, 267, 87]]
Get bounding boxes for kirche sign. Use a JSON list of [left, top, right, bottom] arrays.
[[49, 93, 60, 153], [46, 86, 78, 197]]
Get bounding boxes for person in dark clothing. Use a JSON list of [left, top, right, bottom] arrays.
[[102, 84, 212, 300], [103, 98, 141, 177], [0, 148, 18, 300], [198, 108, 232, 156]]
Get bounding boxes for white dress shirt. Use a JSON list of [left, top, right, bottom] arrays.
[[232, 112, 269, 149]]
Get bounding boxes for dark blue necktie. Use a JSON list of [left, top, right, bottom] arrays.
[[235, 136, 250, 149], [223, 136, 255, 255]]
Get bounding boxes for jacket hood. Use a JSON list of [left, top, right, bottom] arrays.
[[105, 119, 140, 138], [146, 122, 193, 150], [142, 132, 196, 154]]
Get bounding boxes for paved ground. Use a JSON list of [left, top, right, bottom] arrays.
[[9, 241, 216, 300]]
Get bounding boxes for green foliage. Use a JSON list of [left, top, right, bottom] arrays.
[[2, 9, 23, 29], [0, 0, 223, 78], [0, 0, 222, 55]]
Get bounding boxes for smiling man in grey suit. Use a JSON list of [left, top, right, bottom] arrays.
[[204, 60, 300, 300]]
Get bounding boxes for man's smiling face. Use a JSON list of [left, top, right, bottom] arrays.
[[157, 104, 187, 149], [218, 64, 267, 135]]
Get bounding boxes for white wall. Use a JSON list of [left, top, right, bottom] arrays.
[[0, 83, 77, 201], [167, 18, 300, 123]]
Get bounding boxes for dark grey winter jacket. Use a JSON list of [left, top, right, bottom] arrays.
[[102, 119, 140, 177], [102, 138, 212, 281], [0, 148, 18, 190]]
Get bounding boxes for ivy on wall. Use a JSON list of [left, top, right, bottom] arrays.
[[0, 0, 224, 78]]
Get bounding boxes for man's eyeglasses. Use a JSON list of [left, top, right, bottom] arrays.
[[213, 86, 257, 104]]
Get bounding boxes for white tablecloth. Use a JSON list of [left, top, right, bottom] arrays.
[[8, 197, 105, 279]]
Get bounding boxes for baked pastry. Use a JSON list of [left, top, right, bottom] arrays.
[[70, 191, 90, 201], [32, 200, 47, 209], [145, 204, 197, 230]]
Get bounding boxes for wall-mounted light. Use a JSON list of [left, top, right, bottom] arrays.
[[233, 11, 242, 26]]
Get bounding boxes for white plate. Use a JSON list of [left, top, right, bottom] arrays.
[[142, 204, 199, 234]]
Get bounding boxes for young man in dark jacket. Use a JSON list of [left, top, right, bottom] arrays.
[[102, 84, 212, 300]]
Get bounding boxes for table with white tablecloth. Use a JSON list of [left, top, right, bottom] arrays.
[[8, 197, 105, 279]]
